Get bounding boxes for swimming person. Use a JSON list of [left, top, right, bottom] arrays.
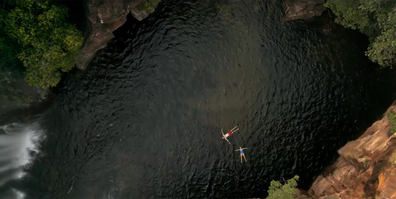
[[221, 126, 239, 144], [235, 147, 248, 163]]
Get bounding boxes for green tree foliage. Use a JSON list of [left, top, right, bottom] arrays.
[[0, 37, 17, 70], [0, 7, 24, 106], [0, 8, 19, 74], [266, 175, 299, 199], [3, 0, 83, 88], [325, 0, 396, 68]]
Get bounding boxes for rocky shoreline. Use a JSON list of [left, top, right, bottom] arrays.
[[0, 0, 160, 123], [77, 0, 161, 70], [1, 0, 327, 124], [282, 1, 396, 198], [294, 101, 396, 199]]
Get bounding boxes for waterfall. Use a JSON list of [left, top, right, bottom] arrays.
[[0, 120, 45, 199]]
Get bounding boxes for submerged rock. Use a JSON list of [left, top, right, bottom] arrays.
[[307, 101, 396, 199], [77, 0, 161, 70], [283, 0, 326, 21]]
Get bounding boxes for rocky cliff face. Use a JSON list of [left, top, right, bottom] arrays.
[[0, 0, 161, 124], [307, 101, 396, 199], [283, 0, 326, 21], [77, 0, 161, 70]]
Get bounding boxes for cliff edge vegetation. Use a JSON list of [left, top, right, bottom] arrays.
[[266, 175, 299, 199], [0, 0, 161, 120], [325, 0, 396, 68], [0, 0, 83, 89]]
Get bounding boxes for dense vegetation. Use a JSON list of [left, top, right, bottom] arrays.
[[325, 0, 396, 68], [0, 0, 83, 88], [266, 175, 299, 199]]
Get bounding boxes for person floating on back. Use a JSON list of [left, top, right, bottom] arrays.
[[221, 126, 239, 144], [235, 146, 248, 163]]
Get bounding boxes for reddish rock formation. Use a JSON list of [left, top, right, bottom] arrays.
[[295, 189, 315, 199], [77, 0, 161, 70], [308, 102, 396, 199], [283, 0, 326, 21]]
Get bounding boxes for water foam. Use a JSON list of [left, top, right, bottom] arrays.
[[12, 189, 26, 199], [0, 121, 45, 199]]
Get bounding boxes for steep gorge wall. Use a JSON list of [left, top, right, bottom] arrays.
[[306, 102, 396, 199], [282, 1, 396, 198], [0, 0, 161, 123], [77, 0, 161, 70], [294, 102, 396, 199]]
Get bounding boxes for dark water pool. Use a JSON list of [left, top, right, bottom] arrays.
[[11, 1, 396, 198]]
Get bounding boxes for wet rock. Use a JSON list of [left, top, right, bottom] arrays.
[[0, 79, 53, 125], [77, 0, 161, 70], [283, 0, 326, 21], [307, 102, 396, 199]]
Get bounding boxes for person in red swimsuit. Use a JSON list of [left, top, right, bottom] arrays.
[[221, 126, 239, 144]]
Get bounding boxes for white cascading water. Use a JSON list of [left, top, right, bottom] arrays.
[[0, 121, 45, 199]]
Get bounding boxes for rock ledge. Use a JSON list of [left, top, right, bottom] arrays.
[[283, 0, 326, 21]]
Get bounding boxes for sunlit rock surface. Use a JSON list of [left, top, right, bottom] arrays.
[[308, 101, 396, 199]]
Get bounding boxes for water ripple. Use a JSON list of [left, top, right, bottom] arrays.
[[19, 0, 396, 199]]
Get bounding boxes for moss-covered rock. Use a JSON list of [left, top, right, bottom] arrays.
[[131, 0, 161, 21]]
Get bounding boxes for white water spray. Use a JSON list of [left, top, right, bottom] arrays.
[[0, 121, 45, 199]]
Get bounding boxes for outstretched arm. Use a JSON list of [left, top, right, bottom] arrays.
[[235, 149, 240, 151], [242, 148, 248, 150]]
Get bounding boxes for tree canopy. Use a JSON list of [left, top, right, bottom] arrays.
[[1, 0, 83, 88], [0, 9, 18, 72], [325, 0, 396, 68], [266, 175, 299, 199]]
